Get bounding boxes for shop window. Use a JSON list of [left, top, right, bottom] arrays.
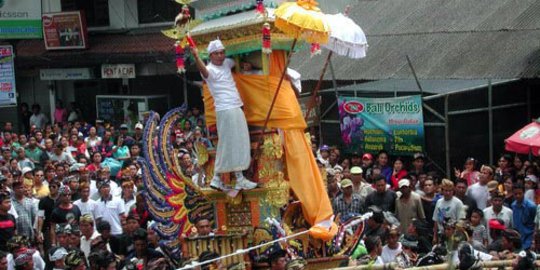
[[61, 0, 110, 27], [137, 0, 184, 24]]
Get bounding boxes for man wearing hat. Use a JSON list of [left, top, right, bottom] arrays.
[[332, 179, 362, 220], [350, 166, 373, 203], [190, 39, 257, 191], [395, 179, 425, 232]]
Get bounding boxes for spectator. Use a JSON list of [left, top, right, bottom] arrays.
[[54, 100, 67, 125], [375, 150, 392, 184], [84, 127, 101, 149], [454, 157, 480, 186], [365, 175, 396, 212], [32, 169, 49, 199], [411, 153, 426, 175], [454, 178, 478, 218], [50, 186, 82, 245], [511, 183, 536, 249], [95, 181, 125, 236], [467, 165, 492, 210], [390, 157, 408, 190], [79, 214, 99, 259], [11, 180, 36, 241], [73, 182, 98, 221], [332, 179, 362, 220], [350, 166, 373, 203], [395, 179, 425, 233], [37, 179, 60, 252], [484, 191, 513, 243], [25, 137, 42, 168], [29, 104, 48, 131], [49, 143, 76, 165], [432, 179, 465, 244], [0, 192, 15, 251], [381, 227, 402, 263]]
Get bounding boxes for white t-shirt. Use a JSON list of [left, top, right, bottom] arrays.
[[204, 58, 243, 111], [433, 197, 465, 232], [467, 182, 489, 209], [381, 243, 402, 263], [74, 198, 99, 220], [80, 230, 101, 258], [95, 197, 125, 235]]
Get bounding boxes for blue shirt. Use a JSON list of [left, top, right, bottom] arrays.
[[512, 198, 536, 249]]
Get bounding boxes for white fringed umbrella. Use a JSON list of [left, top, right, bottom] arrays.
[[324, 13, 368, 59]]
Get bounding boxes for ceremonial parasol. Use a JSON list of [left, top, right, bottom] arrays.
[[304, 9, 368, 120], [262, 0, 330, 130], [505, 119, 540, 156], [323, 12, 367, 59]]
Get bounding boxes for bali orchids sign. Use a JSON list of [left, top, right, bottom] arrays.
[[338, 95, 425, 156]]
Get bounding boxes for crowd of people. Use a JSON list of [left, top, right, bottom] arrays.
[[317, 145, 540, 269], [0, 103, 208, 270], [2, 100, 540, 270]]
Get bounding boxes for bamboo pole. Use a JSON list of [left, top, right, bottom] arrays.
[[329, 259, 540, 270]]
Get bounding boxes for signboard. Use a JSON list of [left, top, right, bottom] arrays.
[[42, 11, 88, 50], [40, 68, 93, 80], [101, 64, 136, 79], [338, 95, 425, 156], [299, 96, 319, 127], [0, 0, 42, 39], [0, 45, 17, 107]]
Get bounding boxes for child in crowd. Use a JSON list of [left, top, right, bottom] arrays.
[[470, 209, 488, 250]]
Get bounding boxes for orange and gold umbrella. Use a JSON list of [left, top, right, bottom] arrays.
[[273, 0, 329, 44]]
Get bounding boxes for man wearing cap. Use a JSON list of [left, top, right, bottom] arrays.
[[361, 153, 374, 178], [132, 122, 144, 147], [395, 179, 425, 232], [484, 191, 513, 243], [190, 40, 257, 191], [350, 166, 374, 203], [467, 165, 492, 210], [332, 179, 362, 220]]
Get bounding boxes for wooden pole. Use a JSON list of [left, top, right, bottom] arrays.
[[261, 38, 298, 132], [304, 51, 333, 121]]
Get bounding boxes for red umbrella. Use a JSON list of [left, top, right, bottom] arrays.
[[505, 119, 540, 156]]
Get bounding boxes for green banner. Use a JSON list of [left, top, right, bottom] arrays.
[[0, 2, 43, 39], [338, 95, 425, 156]]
